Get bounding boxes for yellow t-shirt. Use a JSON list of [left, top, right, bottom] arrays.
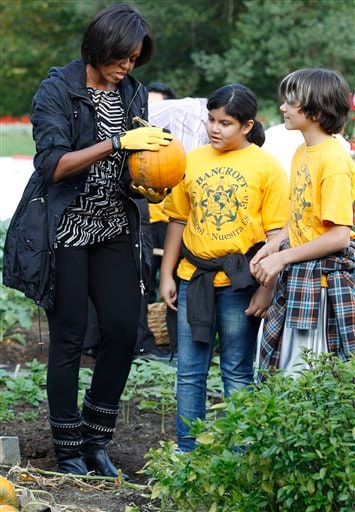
[[163, 143, 290, 286], [148, 201, 169, 224], [289, 137, 355, 248]]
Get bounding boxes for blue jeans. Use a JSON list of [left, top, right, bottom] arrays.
[[176, 280, 260, 451]]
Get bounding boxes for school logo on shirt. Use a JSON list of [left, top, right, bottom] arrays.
[[191, 167, 249, 238], [291, 164, 312, 237]]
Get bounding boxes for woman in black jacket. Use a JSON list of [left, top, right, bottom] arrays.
[[4, 3, 171, 477]]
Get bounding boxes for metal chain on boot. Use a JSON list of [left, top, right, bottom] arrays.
[[49, 416, 88, 475], [81, 390, 126, 478]]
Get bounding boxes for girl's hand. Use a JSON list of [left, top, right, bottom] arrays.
[[245, 285, 274, 318], [159, 274, 178, 311]]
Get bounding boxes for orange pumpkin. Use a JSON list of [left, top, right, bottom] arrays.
[[0, 477, 18, 509], [128, 137, 186, 191], [0, 506, 19, 512]]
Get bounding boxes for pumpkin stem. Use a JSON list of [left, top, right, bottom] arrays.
[[132, 116, 151, 127]]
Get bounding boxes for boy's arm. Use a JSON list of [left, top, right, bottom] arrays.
[[159, 220, 185, 311], [247, 230, 284, 317], [253, 224, 351, 287]]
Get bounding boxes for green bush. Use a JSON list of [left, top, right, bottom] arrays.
[[143, 352, 355, 511]]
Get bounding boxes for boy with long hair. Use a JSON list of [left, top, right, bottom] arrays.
[[251, 68, 355, 375]]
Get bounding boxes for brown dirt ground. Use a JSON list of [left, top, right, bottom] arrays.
[[0, 324, 176, 512]]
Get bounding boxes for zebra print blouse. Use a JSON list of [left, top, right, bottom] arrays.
[[55, 87, 129, 247]]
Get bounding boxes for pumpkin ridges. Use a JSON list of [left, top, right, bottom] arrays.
[[0, 477, 18, 509], [128, 138, 186, 191]]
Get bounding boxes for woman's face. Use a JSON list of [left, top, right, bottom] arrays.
[[207, 107, 253, 152], [96, 44, 142, 86]]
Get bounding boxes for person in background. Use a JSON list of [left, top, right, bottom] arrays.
[[147, 81, 177, 102], [131, 82, 178, 357], [250, 68, 355, 377], [263, 122, 351, 176], [146, 201, 169, 303], [145, 82, 177, 304], [147, 96, 210, 353], [160, 83, 289, 452], [3, 3, 171, 476], [133, 196, 171, 358], [149, 96, 209, 152]]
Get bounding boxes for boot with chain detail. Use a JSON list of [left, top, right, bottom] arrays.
[[49, 416, 88, 475], [81, 390, 128, 479]]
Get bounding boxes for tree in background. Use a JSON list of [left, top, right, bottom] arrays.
[[133, 0, 239, 97], [1, 0, 354, 118], [192, 0, 355, 114], [0, 0, 106, 116]]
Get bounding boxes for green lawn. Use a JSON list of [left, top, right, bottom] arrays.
[[0, 109, 283, 159], [0, 126, 35, 157]]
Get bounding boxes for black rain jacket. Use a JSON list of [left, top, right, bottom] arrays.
[[3, 59, 150, 310]]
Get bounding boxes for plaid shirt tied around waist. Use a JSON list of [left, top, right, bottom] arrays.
[[259, 240, 355, 370]]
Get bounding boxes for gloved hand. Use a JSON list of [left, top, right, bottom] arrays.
[[119, 126, 172, 151], [131, 183, 170, 203]]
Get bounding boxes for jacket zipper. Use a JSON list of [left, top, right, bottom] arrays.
[[29, 196, 46, 204], [121, 82, 145, 295]]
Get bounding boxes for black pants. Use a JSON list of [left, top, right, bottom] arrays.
[[46, 236, 140, 419]]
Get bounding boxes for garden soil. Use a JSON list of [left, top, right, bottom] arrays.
[[0, 321, 175, 512]]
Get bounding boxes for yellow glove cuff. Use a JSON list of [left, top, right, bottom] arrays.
[[131, 183, 169, 203]]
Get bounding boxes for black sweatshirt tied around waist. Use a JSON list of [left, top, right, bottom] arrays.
[[181, 241, 264, 344]]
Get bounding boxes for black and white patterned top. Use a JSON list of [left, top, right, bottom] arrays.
[[55, 87, 129, 246]]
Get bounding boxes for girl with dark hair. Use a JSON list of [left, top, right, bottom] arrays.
[[159, 83, 289, 452], [207, 83, 266, 147], [3, 3, 171, 476]]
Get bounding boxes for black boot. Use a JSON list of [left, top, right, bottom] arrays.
[[49, 416, 88, 475], [82, 391, 126, 478]]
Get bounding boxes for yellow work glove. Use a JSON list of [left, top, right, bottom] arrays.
[[131, 183, 169, 203], [112, 127, 172, 152]]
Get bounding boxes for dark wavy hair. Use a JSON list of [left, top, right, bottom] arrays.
[[279, 68, 350, 134], [81, 3, 154, 68], [207, 83, 265, 147], [147, 82, 177, 100]]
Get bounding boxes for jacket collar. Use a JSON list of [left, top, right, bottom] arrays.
[[48, 59, 142, 104]]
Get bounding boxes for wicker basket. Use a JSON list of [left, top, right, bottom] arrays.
[[147, 302, 169, 346]]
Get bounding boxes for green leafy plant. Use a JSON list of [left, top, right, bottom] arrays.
[[77, 366, 94, 406], [1, 219, 37, 344], [143, 352, 355, 512], [0, 360, 47, 421], [120, 358, 177, 424], [138, 385, 176, 434], [121, 357, 223, 428], [135, 359, 177, 433], [0, 359, 93, 421]]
